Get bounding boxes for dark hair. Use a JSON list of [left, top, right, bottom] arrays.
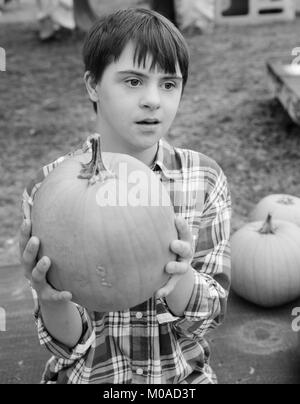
[[83, 8, 189, 113]]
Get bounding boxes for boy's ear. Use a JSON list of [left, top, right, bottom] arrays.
[[84, 71, 99, 103]]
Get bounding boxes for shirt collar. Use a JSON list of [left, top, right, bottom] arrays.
[[151, 138, 182, 181], [82, 135, 181, 181]]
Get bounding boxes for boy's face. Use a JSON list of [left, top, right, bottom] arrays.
[[91, 42, 183, 152]]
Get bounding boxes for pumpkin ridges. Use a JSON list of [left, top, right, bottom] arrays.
[[81, 192, 106, 309], [276, 226, 300, 285], [86, 205, 134, 309], [119, 207, 146, 306], [272, 233, 300, 304], [249, 230, 266, 305], [262, 239, 279, 305], [231, 228, 257, 301], [268, 236, 279, 305], [146, 205, 175, 259], [82, 204, 173, 309], [48, 192, 86, 298], [250, 235, 263, 306], [263, 238, 276, 305], [265, 235, 286, 306], [137, 205, 175, 298], [68, 184, 91, 296], [280, 240, 298, 302], [33, 175, 77, 292]]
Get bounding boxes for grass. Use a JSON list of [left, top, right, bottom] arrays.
[[0, 6, 300, 263]]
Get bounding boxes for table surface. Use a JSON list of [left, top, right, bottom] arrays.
[[1, 264, 299, 384]]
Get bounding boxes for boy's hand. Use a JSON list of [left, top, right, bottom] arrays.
[[19, 220, 72, 304], [156, 216, 194, 299]]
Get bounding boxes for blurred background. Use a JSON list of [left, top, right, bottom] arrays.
[[0, 0, 300, 384]]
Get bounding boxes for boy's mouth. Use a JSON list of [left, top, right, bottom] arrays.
[[136, 118, 161, 125]]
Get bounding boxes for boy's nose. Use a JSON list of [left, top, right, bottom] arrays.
[[139, 86, 161, 110]]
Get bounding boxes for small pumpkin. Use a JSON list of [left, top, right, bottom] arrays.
[[250, 194, 300, 227], [231, 214, 300, 307], [32, 134, 177, 312]]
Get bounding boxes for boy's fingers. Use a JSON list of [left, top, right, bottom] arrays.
[[171, 240, 193, 260], [40, 288, 72, 303], [29, 258, 72, 303], [175, 217, 193, 245], [31, 256, 50, 286], [19, 220, 32, 255], [156, 275, 181, 299], [165, 261, 189, 275], [22, 237, 40, 278]]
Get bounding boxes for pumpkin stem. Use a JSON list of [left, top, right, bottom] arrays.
[[78, 133, 116, 185], [259, 214, 276, 235]]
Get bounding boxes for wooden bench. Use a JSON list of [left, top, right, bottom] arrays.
[[267, 59, 300, 125]]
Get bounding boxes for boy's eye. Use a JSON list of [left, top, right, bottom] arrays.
[[125, 78, 142, 87], [163, 82, 176, 90]]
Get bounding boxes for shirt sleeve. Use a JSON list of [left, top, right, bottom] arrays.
[[170, 168, 231, 338], [34, 304, 95, 362]]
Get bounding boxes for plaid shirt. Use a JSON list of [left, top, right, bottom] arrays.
[[22, 136, 231, 384]]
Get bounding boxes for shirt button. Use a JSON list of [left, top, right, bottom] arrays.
[[136, 368, 143, 376], [136, 312, 143, 319]]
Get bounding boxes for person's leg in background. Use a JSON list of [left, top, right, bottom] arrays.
[[36, 0, 75, 41]]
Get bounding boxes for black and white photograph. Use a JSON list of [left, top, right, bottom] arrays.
[[0, 0, 300, 386]]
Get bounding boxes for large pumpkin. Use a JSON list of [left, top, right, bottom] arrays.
[[231, 214, 300, 307], [250, 194, 300, 227], [31, 134, 177, 312]]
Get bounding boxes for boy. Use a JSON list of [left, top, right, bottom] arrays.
[[19, 8, 231, 384]]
